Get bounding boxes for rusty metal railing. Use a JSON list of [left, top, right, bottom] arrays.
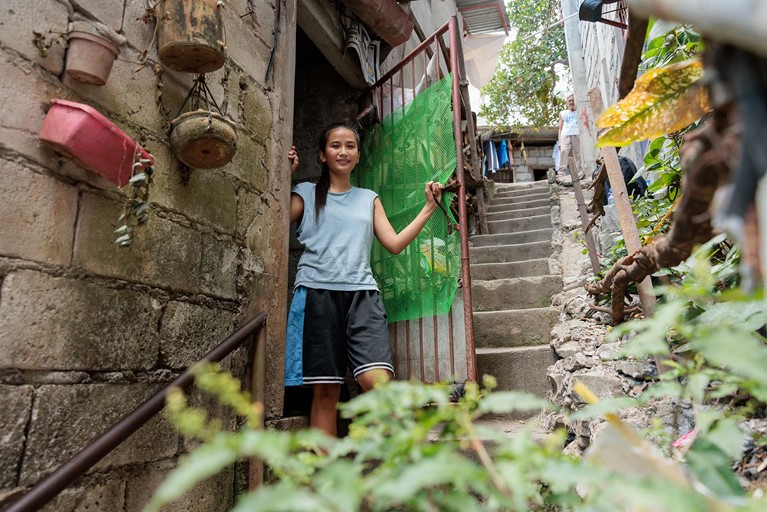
[[366, 16, 479, 383], [5, 312, 268, 512]]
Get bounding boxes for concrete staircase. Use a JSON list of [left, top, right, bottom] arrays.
[[471, 181, 561, 400]]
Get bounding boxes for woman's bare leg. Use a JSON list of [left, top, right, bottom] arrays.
[[356, 368, 392, 393], [311, 383, 341, 436]]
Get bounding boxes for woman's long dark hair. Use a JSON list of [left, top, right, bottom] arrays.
[[315, 122, 360, 219]]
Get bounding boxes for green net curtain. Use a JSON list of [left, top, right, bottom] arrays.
[[354, 74, 460, 323]]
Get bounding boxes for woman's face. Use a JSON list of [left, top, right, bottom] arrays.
[[320, 128, 359, 175]]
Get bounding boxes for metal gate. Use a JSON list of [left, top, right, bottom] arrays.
[[363, 17, 481, 383]]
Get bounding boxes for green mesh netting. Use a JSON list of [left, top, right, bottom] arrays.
[[354, 74, 460, 323]]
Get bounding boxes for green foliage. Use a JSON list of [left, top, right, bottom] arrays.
[[596, 59, 710, 147], [148, 339, 767, 511], [480, 0, 567, 128], [641, 22, 704, 71], [595, 24, 706, 277], [606, 245, 767, 502], [115, 150, 154, 247]]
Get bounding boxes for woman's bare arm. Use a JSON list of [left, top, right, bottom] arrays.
[[288, 146, 302, 224], [373, 181, 442, 255], [290, 193, 304, 225]]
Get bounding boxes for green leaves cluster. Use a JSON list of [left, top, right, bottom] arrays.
[[115, 151, 154, 247], [609, 244, 767, 498], [479, 0, 567, 128], [148, 344, 767, 511], [596, 59, 710, 147], [595, 24, 705, 277], [642, 23, 704, 71], [149, 373, 572, 512]]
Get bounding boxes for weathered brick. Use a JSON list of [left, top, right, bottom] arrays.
[[227, 133, 268, 191], [200, 232, 239, 299], [158, 66, 195, 119], [56, 157, 122, 190], [20, 384, 178, 485], [0, 0, 68, 75], [63, 46, 166, 136], [69, 0, 124, 32], [224, 68, 243, 124], [42, 478, 125, 512], [239, 82, 272, 144], [73, 192, 203, 294], [0, 51, 69, 143], [221, 6, 270, 96], [231, 0, 276, 47], [0, 385, 33, 490], [121, 0, 159, 56], [181, 386, 238, 453], [159, 301, 235, 369], [0, 160, 78, 265], [0, 126, 59, 175], [253, 172, 288, 278], [74, 192, 241, 299], [125, 467, 233, 512], [0, 270, 160, 370], [236, 188, 260, 241], [247, 272, 287, 419], [265, 135, 292, 198], [148, 141, 239, 235]]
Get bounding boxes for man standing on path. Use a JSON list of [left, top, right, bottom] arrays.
[[557, 94, 584, 181]]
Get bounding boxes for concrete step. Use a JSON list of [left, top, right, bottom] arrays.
[[470, 259, 549, 280], [470, 241, 551, 264], [495, 181, 550, 196], [487, 198, 551, 213], [474, 307, 559, 348], [470, 229, 552, 248], [430, 416, 548, 447], [472, 275, 563, 311], [473, 415, 549, 438], [488, 190, 551, 204], [476, 346, 557, 397], [487, 215, 551, 234], [495, 179, 549, 190], [486, 206, 551, 222]]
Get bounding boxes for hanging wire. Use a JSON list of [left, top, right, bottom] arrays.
[[173, 74, 223, 122]]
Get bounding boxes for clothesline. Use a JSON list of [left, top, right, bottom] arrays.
[[520, 12, 579, 42]]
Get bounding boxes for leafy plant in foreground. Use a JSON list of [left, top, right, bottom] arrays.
[[146, 352, 767, 511]]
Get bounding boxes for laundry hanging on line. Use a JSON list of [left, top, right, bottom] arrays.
[[483, 139, 513, 175], [484, 140, 499, 174], [498, 139, 509, 168]]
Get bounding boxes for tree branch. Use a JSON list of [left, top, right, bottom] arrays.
[[585, 119, 732, 323]]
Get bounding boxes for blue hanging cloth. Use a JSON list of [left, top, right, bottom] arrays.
[[498, 139, 509, 167]]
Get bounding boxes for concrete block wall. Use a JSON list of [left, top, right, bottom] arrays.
[[580, 21, 624, 109], [578, 20, 645, 166], [510, 145, 556, 182], [0, 0, 293, 509]]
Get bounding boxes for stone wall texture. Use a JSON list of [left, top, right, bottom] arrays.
[[0, 0, 459, 507], [0, 0, 293, 509]]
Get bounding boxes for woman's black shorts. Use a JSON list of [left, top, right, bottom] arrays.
[[284, 287, 394, 386]]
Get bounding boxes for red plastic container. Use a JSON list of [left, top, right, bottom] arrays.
[[39, 99, 153, 187]]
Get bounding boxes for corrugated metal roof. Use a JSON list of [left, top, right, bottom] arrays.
[[456, 0, 510, 34], [479, 127, 559, 145]]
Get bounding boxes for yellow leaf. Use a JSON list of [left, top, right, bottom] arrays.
[[596, 59, 712, 147]]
